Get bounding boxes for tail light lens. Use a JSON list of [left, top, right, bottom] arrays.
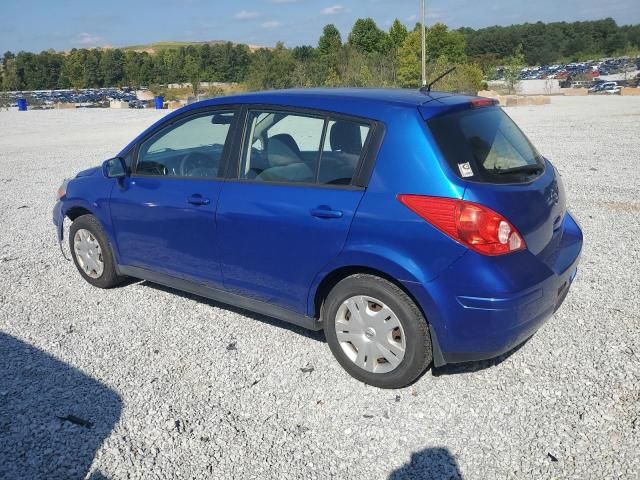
[[470, 97, 498, 108], [397, 195, 525, 256]]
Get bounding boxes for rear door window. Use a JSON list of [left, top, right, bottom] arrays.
[[241, 111, 324, 183], [428, 107, 544, 183], [240, 109, 372, 186]]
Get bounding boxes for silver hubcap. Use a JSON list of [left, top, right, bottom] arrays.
[[335, 295, 406, 374], [73, 229, 104, 279]]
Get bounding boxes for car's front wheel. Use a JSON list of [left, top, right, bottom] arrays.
[[69, 214, 124, 288], [323, 274, 433, 389]]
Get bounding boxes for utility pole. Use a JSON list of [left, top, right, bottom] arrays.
[[421, 0, 427, 86]]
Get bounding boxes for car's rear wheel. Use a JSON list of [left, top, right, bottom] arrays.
[[69, 214, 124, 288], [323, 274, 432, 389]]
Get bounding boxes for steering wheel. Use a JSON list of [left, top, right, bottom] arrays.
[[179, 151, 211, 177]]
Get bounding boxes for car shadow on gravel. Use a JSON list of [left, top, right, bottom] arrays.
[[432, 339, 530, 377], [139, 281, 326, 343], [0, 332, 121, 479], [389, 447, 463, 479]]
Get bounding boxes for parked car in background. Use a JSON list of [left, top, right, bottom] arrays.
[[589, 81, 618, 93], [603, 85, 622, 94], [53, 89, 583, 388]]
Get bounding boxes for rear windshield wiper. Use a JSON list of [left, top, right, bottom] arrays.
[[493, 164, 543, 175]]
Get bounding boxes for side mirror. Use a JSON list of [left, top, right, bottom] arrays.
[[102, 157, 127, 179]]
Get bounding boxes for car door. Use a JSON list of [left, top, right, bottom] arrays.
[[110, 108, 239, 287], [216, 107, 378, 314]]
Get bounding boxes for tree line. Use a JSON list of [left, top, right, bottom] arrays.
[[1, 17, 638, 94], [464, 17, 640, 69]]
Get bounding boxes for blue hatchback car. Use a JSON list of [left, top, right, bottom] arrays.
[[53, 89, 582, 388]]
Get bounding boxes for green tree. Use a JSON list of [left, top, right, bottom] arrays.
[[397, 23, 470, 88], [63, 49, 87, 89], [324, 67, 341, 87], [1, 57, 19, 91], [358, 63, 373, 86], [124, 51, 143, 87], [397, 29, 422, 87], [101, 49, 125, 86], [425, 23, 467, 63], [388, 19, 409, 83], [83, 49, 102, 87], [348, 18, 388, 54], [389, 19, 408, 51], [227, 44, 251, 82], [318, 24, 342, 57], [429, 58, 484, 94], [504, 45, 525, 94], [604, 32, 627, 55], [183, 55, 201, 97], [247, 43, 296, 90]]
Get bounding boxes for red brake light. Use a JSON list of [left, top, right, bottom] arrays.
[[397, 195, 526, 256], [471, 97, 497, 108]]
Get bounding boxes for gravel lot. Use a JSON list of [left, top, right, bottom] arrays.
[[1, 96, 639, 479]]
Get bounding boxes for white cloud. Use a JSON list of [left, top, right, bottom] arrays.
[[234, 10, 261, 20], [77, 32, 104, 46], [261, 20, 283, 29], [321, 5, 344, 15]]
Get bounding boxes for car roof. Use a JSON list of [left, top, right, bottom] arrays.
[[189, 88, 479, 120], [118, 88, 481, 156], [212, 88, 454, 106]]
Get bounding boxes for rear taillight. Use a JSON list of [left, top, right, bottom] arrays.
[[397, 195, 525, 256]]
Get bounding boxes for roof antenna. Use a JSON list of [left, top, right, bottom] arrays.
[[421, 66, 457, 94]]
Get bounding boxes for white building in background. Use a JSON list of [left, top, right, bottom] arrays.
[[166, 82, 238, 89]]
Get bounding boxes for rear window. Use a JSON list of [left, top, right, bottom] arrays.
[[428, 107, 544, 183]]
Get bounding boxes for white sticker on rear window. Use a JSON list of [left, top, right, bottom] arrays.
[[458, 162, 474, 177]]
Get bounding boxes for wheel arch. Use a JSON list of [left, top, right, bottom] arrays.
[[65, 205, 93, 221], [312, 265, 425, 323], [311, 263, 448, 367], [63, 200, 121, 265]]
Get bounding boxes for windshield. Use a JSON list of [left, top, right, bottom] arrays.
[[428, 107, 544, 183]]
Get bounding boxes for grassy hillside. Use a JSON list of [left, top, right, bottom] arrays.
[[121, 40, 226, 52], [121, 40, 264, 53]]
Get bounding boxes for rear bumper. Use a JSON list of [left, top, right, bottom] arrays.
[[404, 212, 583, 367]]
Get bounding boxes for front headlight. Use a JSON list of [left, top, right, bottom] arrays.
[[56, 179, 70, 200]]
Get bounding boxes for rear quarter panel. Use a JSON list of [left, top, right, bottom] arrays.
[[308, 106, 468, 315]]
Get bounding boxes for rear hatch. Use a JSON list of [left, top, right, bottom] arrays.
[[426, 104, 566, 257]]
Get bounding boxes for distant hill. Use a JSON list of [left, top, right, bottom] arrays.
[[120, 40, 265, 54]]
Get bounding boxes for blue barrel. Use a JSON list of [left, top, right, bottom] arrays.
[[154, 96, 164, 110], [17, 98, 27, 111]]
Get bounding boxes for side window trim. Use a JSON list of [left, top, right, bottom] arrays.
[[226, 104, 381, 189], [314, 118, 330, 183], [352, 121, 385, 188], [130, 105, 241, 180]]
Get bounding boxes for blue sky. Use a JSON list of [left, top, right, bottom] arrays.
[[2, 0, 639, 52]]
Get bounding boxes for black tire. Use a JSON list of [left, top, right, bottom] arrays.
[[69, 214, 125, 289], [323, 274, 432, 389]]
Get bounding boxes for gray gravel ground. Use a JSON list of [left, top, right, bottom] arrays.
[[0, 96, 639, 479]]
